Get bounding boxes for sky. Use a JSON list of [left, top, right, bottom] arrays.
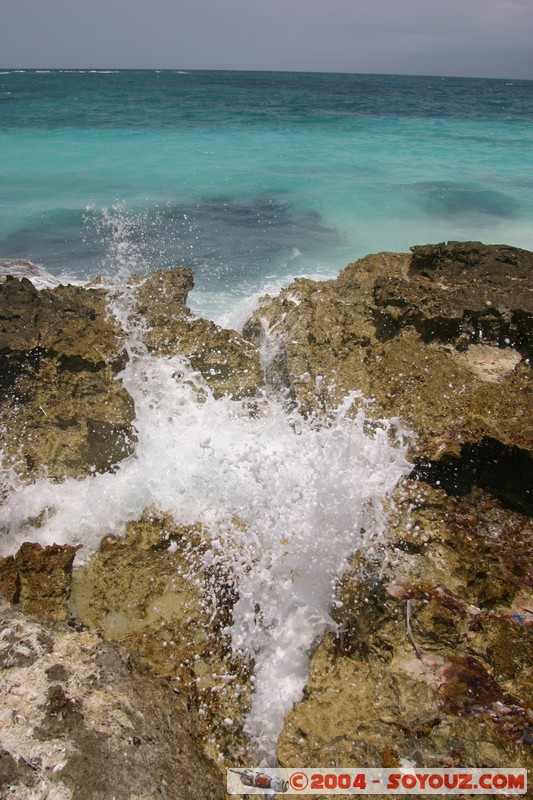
[[1, 0, 532, 79]]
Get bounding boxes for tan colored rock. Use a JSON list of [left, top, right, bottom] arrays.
[[270, 246, 533, 780], [278, 482, 532, 782], [243, 243, 532, 513], [134, 269, 263, 399], [453, 343, 522, 383], [0, 266, 263, 484], [0, 276, 135, 481], [69, 509, 211, 661], [0, 599, 226, 799], [2, 246, 531, 780], [69, 508, 253, 766]]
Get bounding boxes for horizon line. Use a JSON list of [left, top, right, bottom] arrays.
[[0, 66, 532, 82]]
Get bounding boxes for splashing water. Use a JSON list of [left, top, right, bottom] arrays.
[[0, 208, 411, 761]]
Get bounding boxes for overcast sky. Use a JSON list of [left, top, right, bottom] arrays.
[[1, 0, 532, 79]]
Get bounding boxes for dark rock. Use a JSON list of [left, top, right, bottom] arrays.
[[0, 542, 80, 621], [412, 437, 533, 515], [0, 554, 19, 603], [244, 243, 532, 506]]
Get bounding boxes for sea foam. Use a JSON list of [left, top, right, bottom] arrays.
[[0, 222, 411, 760]]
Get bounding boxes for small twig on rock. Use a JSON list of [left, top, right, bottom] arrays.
[[406, 599, 423, 659]]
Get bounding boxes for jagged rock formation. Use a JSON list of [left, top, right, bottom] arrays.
[[0, 276, 135, 481], [0, 243, 531, 789], [0, 267, 263, 484], [244, 241, 532, 513], [278, 482, 532, 777], [0, 542, 79, 621], [0, 262, 264, 785], [69, 509, 252, 765], [134, 269, 263, 399], [241, 241, 533, 779], [0, 600, 226, 800]]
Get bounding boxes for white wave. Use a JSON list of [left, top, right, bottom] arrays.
[[0, 259, 61, 290], [0, 336, 410, 762], [0, 205, 411, 762], [191, 271, 333, 332], [0, 259, 89, 291]]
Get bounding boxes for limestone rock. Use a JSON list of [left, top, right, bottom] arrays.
[[0, 599, 226, 799], [0, 275, 135, 481], [0, 265, 263, 485], [69, 509, 252, 766], [0, 542, 80, 621], [134, 269, 263, 399], [2, 246, 531, 780], [278, 483, 532, 778], [241, 242, 533, 775], [243, 242, 532, 513], [379, 241, 533, 353]]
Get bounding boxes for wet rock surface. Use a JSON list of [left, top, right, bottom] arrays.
[[69, 509, 252, 766], [134, 269, 263, 400], [0, 276, 135, 481], [278, 482, 532, 784], [0, 599, 226, 800], [0, 542, 79, 621], [0, 267, 263, 485], [0, 244, 531, 793], [244, 241, 532, 510], [242, 241, 533, 787]]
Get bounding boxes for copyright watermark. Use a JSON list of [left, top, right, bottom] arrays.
[[227, 767, 527, 794]]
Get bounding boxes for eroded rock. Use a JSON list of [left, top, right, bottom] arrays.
[[278, 483, 532, 777], [244, 242, 532, 512], [0, 600, 226, 799], [240, 242, 533, 776], [134, 269, 263, 399], [69, 509, 253, 766], [0, 276, 135, 481], [0, 542, 80, 621], [1, 245, 531, 780]]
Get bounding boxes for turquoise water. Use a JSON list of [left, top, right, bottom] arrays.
[[1, 69, 532, 319], [1, 69, 532, 760]]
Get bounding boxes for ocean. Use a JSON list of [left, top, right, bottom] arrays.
[[1, 69, 532, 323], [1, 69, 532, 761]]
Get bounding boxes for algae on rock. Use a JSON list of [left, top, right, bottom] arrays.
[[1, 245, 531, 782], [242, 242, 533, 776], [278, 482, 532, 780], [243, 242, 532, 510], [0, 266, 263, 486]]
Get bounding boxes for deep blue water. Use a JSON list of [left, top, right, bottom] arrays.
[[1, 69, 532, 320]]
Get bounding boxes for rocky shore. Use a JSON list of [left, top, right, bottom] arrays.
[[0, 242, 531, 798]]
